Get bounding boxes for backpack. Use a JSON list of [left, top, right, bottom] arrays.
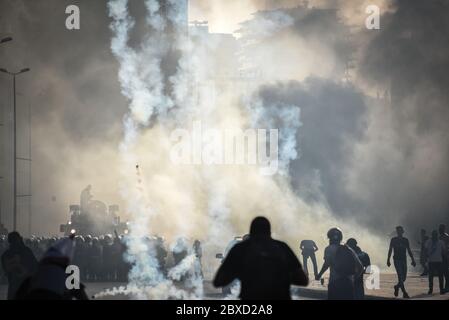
[[334, 245, 356, 277]]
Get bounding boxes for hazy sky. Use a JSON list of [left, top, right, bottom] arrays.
[[0, 0, 448, 244]]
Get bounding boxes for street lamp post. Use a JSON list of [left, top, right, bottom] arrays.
[[0, 67, 30, 231], [0, 37, 12, 226]]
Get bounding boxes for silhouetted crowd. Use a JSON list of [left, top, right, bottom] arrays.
[[0, 219, 448, 300], [0, 234, 129, 285], [417, 225, 449, 295], [0, 234, 201, 286]]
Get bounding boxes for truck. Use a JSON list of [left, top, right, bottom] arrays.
[[60, 201, 128, 236]]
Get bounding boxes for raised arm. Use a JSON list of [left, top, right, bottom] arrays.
[[213, 247, 239, 287]]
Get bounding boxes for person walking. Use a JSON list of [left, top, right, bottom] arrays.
[[387, 226, 416, 299]]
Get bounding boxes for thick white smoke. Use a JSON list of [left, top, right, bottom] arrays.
[[102, 0, 387, 300], [106, 0, 205, 299]]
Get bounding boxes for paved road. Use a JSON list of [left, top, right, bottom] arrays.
[[0, 273, 447, 300]]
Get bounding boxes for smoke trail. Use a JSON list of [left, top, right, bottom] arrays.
[[247, 97, 301, 175], [107, 0, 205, 299], [105, 0, 390, 301]]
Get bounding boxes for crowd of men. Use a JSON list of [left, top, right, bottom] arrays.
[[296, 223, 449, 299], [0, 234, 130, 285], [214, 220, 449, 300], [0, 219, 448, 300], [0, 233, 203, 298]]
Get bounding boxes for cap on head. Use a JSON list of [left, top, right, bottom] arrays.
[[346, 238, 357, 248], [249, 217, 271, 237]]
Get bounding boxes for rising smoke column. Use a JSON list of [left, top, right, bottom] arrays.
[[106, 0, 390, 300], [106, 0, 300, 298], [107, 0, 203, 299]]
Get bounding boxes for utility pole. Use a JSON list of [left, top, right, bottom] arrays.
[[0, 37, 13, 228], [28, 101, 32, 236], [0, 67, 31, 231]]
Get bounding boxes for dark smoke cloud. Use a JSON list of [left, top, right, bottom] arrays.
[[245, 1, 449, 235], [254, 78, 368, 208], [354, 0, 449, 232]]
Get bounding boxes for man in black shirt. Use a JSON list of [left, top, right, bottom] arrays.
[[213, 217, 308, 299], [387, 226, 416, 298], [439, 224, 449, 292], [1, 232, 38, 299], [300, 239, 319, 278], [419, 229, 429, 276]]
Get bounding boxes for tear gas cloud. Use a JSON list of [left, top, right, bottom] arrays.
[[1, 0, 449, 299]]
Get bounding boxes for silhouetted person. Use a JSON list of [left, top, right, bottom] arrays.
[[73, 236, 87, 281], [155, 237, 168, 275], [0, 223, 8, 236], [425, 230, 446, 295], [213, 217, 308, 300], [0, 236, 6, 284], [110, 233, 124, 281], [438, 224, 449, 292], [346, 238, 370, 299], [300, 239, 318, 278], [419, 229, 429, 276], [316, 228, 363, 300], [1, 232, 38, 299], [172, 237, 188, 265], [387, 226, 416, 299], [102, 235, 114, 281], [15, 236, 88, 300], [80, 184, 92, 214], [89, 237, 103, 281], [193, 240, 203, 277]]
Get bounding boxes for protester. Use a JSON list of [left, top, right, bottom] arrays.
[[193, 240, 203, 278], [15, 235, 88, 300], [387, 226, 416, 299], [1, 232, 38, 299], [438, 224, 449, 293], [155, 236, 168, 275], [213, 217, 308, 299], [346, 238, 371, 299], [316, 228, 363, 300], [425, 230, 446, 295], [300, 239, 319, 278], [419, 229, 429, 276]]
